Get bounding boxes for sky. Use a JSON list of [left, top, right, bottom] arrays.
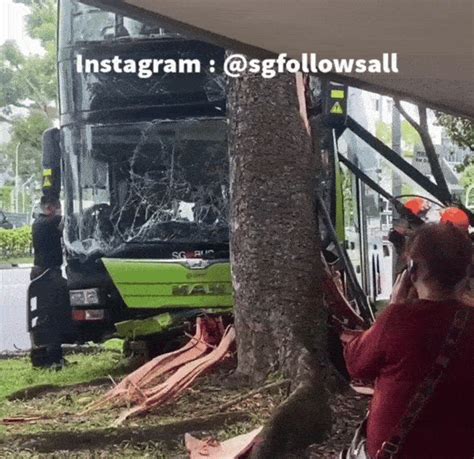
[[0, 0, 44, 149], [0, 0, 43, 54]]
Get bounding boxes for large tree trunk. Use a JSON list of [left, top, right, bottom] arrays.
[[228, 70, 334, 456]]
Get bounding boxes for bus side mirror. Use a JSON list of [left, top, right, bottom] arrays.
[[42, 128, 61, 199]]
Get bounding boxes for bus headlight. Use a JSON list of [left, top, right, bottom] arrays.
[[70, 288, 101, 306]]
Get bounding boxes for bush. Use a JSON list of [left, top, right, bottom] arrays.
[[0, 226, 32, 260]]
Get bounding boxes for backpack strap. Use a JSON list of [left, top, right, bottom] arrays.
[[376, 307, 471, 459]]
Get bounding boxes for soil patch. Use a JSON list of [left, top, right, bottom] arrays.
[[3, 412, 251, 453]]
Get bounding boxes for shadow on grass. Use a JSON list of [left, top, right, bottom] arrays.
[[0, 350, 129, 403]]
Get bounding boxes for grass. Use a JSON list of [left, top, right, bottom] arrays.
[[0, 350, 124, 402], [0, 443, 183, 458], [0, 356, 272, 458]]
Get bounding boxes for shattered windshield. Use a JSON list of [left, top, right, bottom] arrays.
[[62, 118, 229, 257], [59, 0, 226, 118]]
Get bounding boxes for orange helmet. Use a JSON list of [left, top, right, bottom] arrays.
[[440, 207, 470, 231], [404, 198, 430, 216]]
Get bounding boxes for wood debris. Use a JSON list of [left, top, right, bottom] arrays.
[[83, 317, 235, 425], [1, 415, 49, 424]]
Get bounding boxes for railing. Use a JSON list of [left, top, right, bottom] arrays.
[[3, 212, 30, 228]]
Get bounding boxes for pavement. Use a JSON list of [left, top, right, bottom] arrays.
[[0, 267, 31, 351]]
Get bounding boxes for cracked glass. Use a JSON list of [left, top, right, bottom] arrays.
[[62, 118, 229, 258]]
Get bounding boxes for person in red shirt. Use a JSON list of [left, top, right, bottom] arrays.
[[342, 223, 474, 458]]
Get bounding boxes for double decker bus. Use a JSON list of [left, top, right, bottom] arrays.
[[31, 0, 471, 358], [32, 0, 231, 351]]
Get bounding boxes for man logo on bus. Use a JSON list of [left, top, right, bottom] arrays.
[[172, 250, 215, 259]]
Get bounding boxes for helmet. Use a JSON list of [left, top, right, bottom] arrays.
[[404, 197, 430, 216], [440, 207, 470, 231]]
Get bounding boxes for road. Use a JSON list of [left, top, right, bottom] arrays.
[[0, 268, 31, 351]]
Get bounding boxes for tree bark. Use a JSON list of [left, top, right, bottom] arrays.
[[228, 70, 333, 456]]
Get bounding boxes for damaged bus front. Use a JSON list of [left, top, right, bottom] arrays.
[[36, 0, 231, 348]]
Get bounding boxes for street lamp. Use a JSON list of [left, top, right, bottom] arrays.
[[21, 175, 35, 214], [14, 142, 21, 213]]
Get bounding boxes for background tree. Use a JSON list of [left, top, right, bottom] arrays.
[[4, 112, 51, 179], [460, 163, 474, 188], [436, 114, 474, 152], [436, 114, 474, 192], [0, 0, 57, 188], [394, 99, 451, 202], [376, 118, 422, 158]]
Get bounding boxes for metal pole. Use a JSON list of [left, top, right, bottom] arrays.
[[346, 117, 449, 204], [391, 105, 402, 284], [21, 175, 34, 214], [15, 142, 21, 213], [392, 104, 402, 199]]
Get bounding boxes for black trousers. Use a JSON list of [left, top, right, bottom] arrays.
[[29, 267, 73, 366]]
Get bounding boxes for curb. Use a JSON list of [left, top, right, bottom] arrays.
[[0, 263, 33, 270]]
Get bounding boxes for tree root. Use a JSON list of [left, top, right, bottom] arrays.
[[218, 379, 290, 412], [249, 382, 332, 459]]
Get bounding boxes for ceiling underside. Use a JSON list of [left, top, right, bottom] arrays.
[[86, 0, 474, 119]]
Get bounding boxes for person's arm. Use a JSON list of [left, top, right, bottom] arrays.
[[391, 269, 417, 304], [51, 215, 63, 233], [343, 306, 394, 381], [340, 329, 364, 344], [58, 216, 64, 233]]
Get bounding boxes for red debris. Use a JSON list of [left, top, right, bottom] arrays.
[[114, 325, 235, 425], [83, 317, 235, 425], [1, 416, 49, 424], [321, 255, 368, 330], [185, 427, 263, 459]]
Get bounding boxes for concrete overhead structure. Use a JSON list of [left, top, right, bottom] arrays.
[[84, 0, 473, 119]]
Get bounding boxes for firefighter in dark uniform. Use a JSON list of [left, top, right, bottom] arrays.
[[30, 195, 71, 368]]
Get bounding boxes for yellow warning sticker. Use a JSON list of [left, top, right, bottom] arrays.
[[43, 168, 52, 177], [43, 176, 53, 188], [331, 89, 345, 99], [330, 101, 344, 115]]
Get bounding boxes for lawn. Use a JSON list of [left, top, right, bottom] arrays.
[[0, 350, 124, 402], [0, 354, 270, 458], [0, 349, 368, 458]]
